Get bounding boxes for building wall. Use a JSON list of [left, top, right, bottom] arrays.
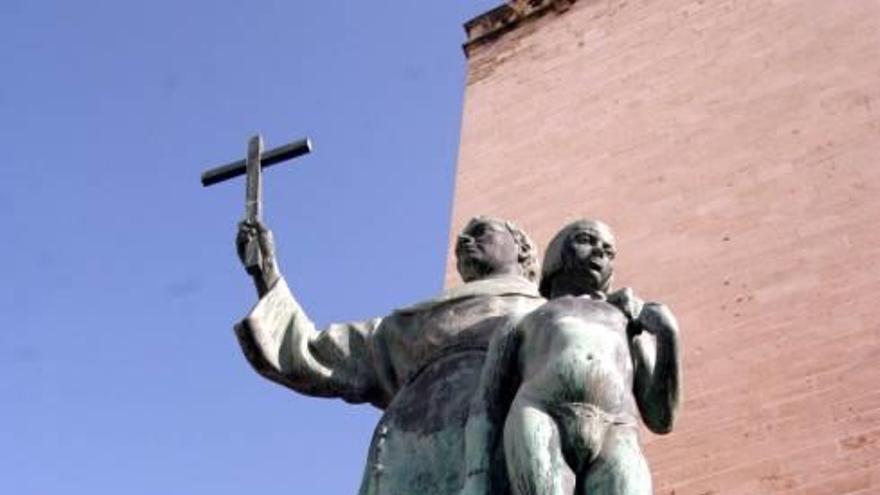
[[447, 1, 880, 493]]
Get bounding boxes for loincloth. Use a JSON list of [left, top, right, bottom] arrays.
[[550, 402, 638, 472]]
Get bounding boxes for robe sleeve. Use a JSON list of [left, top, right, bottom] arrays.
[[234, 277, 391, 409]]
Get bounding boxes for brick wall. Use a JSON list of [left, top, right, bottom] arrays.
[[447, 1, 880, 493]]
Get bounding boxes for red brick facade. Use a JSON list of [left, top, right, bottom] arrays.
[[447, 1, 880, 493]]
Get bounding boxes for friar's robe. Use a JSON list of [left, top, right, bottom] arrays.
[[235, 274, 544, 495]]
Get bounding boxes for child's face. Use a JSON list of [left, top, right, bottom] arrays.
[[562, 223, 616, 292]]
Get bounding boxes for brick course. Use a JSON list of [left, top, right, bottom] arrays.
[[447, 1, 880, 493]]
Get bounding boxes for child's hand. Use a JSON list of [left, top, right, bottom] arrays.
[[607, 287, 644, 321], [638, 302, 679, 337]]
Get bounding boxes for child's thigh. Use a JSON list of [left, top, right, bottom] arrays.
[[581, 428, 652, 495], [503, 403, 576, 495]]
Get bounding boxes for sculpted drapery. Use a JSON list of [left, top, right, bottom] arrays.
[[235, 274, 543, 495]]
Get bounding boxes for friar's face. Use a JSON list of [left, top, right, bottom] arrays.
[[455, 218, 520, 282], [561, 222, 616, 293]]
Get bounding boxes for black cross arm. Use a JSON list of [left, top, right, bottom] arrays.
[[201, 137, 312, 187]]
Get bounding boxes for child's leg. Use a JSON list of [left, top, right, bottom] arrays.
[[503, 401, 576, 495], [580, 426, 652, 495]]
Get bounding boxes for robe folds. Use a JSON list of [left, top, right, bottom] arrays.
[[235, 275, 544, 495]]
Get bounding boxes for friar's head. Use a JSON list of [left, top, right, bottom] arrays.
[[539, 219, 616, 298], [455, 216, 539, 283]]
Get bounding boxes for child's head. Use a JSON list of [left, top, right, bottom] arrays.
[[540, 219, 616, 297]]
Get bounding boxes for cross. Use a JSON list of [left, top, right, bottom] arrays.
[[201, 134, 312, 273]]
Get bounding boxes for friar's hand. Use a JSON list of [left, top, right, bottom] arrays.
[[638, 302, 679, 337], [236, 220, 281, 294]]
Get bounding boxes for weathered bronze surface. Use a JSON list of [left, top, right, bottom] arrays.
[[461, 220, 682, 495], [220, 145, 682, 495], [234, 216, 544, 495]]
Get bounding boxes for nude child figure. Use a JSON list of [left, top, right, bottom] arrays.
[[461, 219, 682, 495]]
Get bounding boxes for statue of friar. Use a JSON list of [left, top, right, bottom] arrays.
[[460, 219, 682, 495], [234, 215, 545, 495]]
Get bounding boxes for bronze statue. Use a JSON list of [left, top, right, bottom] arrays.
[[461, 219, 682, 495], [234, 215, 545, 495]]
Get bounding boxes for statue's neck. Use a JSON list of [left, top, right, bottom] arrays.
[[463, 265, 523, 283], [549, 275, 607, 300]]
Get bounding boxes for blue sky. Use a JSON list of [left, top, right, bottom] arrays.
[[0, 2, 501, 493]]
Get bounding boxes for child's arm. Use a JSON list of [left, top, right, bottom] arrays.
[[460, 323, 522, 495], [631, 302, 682, 434]]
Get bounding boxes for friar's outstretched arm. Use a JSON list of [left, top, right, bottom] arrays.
[[234, 221, 389, 408], [630, 302, 682, 434], [460, 325, 522, 495]]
